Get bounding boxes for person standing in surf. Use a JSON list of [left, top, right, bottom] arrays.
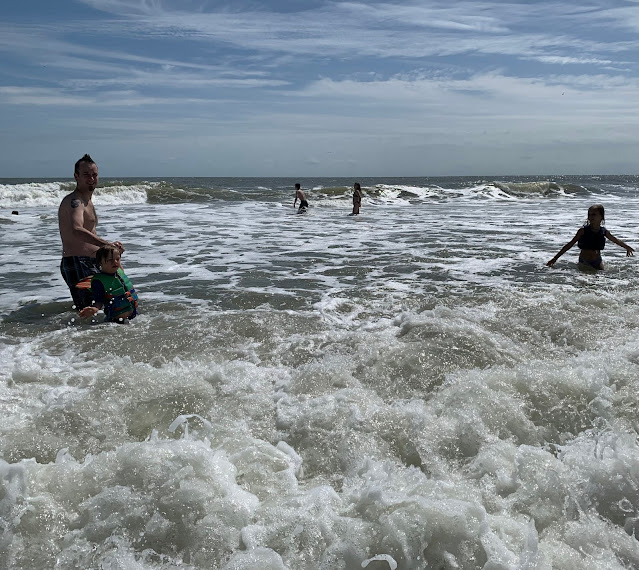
[[58, 154, 125, 310], [293, 183, 309, 213], [351, 182, 362, 215], [547, 204, 634, 270]]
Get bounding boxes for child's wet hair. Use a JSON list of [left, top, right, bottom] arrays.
[[96, 244, 121, 266]]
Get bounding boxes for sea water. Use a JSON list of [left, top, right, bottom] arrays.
[[1, 175, 638, 569]]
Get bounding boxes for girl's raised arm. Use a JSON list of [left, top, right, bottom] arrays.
[[547, 228, 583, 267], [605, 230, 634, 256]]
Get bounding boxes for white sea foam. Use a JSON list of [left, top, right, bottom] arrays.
[[1, 177, 639, 568], [0, 181, 71, 208], [0, 181, 150, 208]]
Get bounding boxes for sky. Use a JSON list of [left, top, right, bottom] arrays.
[[0, 0, 637, 177]]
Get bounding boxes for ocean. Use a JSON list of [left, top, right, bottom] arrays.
[[1, 175, 638, 569]]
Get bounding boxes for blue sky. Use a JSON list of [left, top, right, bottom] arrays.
[[0, 0, 637, 177]]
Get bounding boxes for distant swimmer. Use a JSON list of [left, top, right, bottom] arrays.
[[293, 183, 309, 213], [58, 154, 125, 310], [351, 182, 362, 215], [547, 204, 634, 270], [78, 244, 138, 323]]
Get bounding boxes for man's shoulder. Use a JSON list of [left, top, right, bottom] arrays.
[[60, 191, 80, 206], [60, 191, 91, 211]]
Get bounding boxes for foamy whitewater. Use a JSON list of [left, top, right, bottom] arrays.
[[1, 175, 639, 570]]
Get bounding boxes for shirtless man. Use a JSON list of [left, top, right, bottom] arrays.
[[293, 183, 309, 212], [58, 154, 124, 309]]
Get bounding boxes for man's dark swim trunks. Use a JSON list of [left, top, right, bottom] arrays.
[[60, 256, 100, 309]]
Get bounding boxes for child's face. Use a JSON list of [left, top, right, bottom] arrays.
[[100, 252, 122, 273], [588, 209, 603, 224]]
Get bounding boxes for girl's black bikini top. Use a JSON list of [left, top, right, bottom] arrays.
[[578, 225, 606, 250]]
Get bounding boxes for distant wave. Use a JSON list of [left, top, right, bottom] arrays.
[[0, 181, 74, 208], [492, 180, 575, 196], [94, 182, 150, 205], [366, 180, 578, 204], [0, 180, 150, 208], [0, 176, 608, 209], [144, 182, 242, 204]]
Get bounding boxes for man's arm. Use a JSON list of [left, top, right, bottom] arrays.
[[60, 198, 124, 253], [67, 201, 110, 247]]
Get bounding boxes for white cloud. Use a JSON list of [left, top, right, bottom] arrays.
[[0, 87, 93, 106], [64, 1, 637, 63], [0, 86, 231, 107], [0, 1, 636, 175]]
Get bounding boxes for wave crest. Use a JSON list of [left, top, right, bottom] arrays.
[[0, 181, 150, 208]]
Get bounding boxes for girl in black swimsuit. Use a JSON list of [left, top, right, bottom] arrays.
[[547, 204, 634, 270]]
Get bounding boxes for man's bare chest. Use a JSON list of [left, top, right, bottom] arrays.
[[84, 203, 98, 228]]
